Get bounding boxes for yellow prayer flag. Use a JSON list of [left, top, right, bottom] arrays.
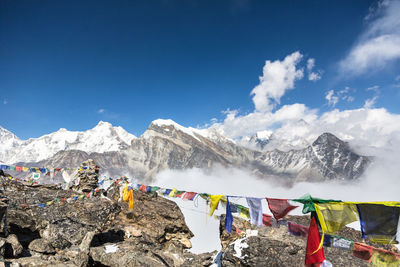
[[315, 202, 358, 234], [209, 195, 224, 216], [22, 167, 29, 172], [168, 188, 177, 197], [239, 208, 250, 219]]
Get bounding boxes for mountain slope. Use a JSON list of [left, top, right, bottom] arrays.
[[15, 120, 371, 183]]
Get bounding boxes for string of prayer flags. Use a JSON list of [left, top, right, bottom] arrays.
[[356, 203, 400, 244], [293, 194, 341, 214], [246, 198, 263, 227], [305, 216, 325, 267], [288, 221, 308, 238], [209, 195, 224, 216], [314, 202, 358, 235], [266, 198, 298, 220], [225, 197, 233, 233]]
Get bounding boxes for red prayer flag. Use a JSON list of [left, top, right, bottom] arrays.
[[353, 243, 373, 262], [182, 192, 197, 200], [288, 221, 309, 238], [262, 213, 273, 227], [305, 216, 325, 267], [266, 198, 298, 220], [139, 185, 147, 192], [15, 166, 23, 172]]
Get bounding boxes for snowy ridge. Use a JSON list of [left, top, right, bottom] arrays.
[[0, 121, 136, 164]]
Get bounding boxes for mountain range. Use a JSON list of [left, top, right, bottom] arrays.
[[0, 120, 370, 183]]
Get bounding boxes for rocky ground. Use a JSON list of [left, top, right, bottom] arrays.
[[0, 167, 398, 266]]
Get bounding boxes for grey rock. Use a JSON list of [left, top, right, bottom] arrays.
[[28, 239, 55, 254]]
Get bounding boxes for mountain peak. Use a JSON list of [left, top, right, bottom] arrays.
[[95, 120, 113, 128], [312, 132, 345, 147]]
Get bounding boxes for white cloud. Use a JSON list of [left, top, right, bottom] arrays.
[[3, 99, 7, 105], [366, 85, 380, 92], [97, 108, 105, 114], [250, 51, 304, 112], [307, 58, 315, 71], [339, 0, 400, 76], [325, 90, 339, 106], [306, 58, 322, 81], [308, 72, 321, 81], [364, 96, 379, 109], [395, 74, 400, 81], [324, 87, 355, 107]]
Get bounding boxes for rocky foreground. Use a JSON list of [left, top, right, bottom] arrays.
[[0, 170, 398, 266]]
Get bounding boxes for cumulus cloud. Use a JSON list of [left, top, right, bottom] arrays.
[[250, 51, 304, 112], [325, 90, 339, 106], [97, 108, 105, 114], [324, 87, 355, 107], [339, 0, 400, 76], [306, 58, 322, 81]]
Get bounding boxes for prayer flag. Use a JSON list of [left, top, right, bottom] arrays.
[[371, 249, 400, 267], [182, 192, 197, 201], [163, 189, 172, 196], [209, 195, 224, 216], [315, 202, 358, 235], [150, 186, 160, 193], [9, 165, 15, 171], [356, 203, 400, 244], [168, 188, 177, 197], [122, 186, 134, 210], [246, 198, 263, 226], [293, 194, 341, 214], [262, 214, 273, 227], [288, 222, 308, 237], [305, 216, 325, 266], [332, 236, 353, 250], [175, 191, 185, 198], [139, 185, 147, 192], [353, 243, 373, 262], [225, 197, 233, 233], [266, 198, 297, 220], [22, 167, 29, 172], [15, 166, 22, 172]]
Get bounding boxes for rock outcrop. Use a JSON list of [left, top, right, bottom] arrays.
[[0, 171, 213, 266]]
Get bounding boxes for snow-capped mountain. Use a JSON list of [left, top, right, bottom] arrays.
[[1, 119, 370, 182], [0, 121, 136, 164]]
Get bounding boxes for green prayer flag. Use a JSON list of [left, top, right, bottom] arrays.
[[150, 186, 160, 193], [292, 194, 342, 214]]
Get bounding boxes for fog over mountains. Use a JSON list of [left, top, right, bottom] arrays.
[[0, 120, 370, 183]]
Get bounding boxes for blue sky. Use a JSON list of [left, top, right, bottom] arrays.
[[1, 0, 400, 139]]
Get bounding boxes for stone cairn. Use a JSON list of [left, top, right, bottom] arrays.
[[72, 159, 100, 193]]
